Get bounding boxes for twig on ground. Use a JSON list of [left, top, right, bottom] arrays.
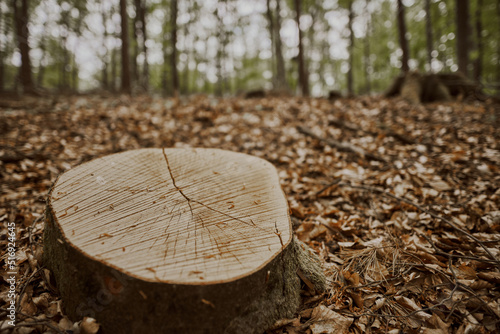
[[328, 182, 500, 269], [297, 126, 388, 163]]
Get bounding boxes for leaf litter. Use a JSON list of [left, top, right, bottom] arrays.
[[0, 94, 499, 333]]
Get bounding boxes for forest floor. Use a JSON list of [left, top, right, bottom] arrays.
[[0, 94, 499, 333]]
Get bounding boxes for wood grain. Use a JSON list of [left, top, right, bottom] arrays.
[[48, 148, 291, 284]]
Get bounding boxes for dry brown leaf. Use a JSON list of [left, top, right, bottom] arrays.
[[309, 305, 353, 334], [79, 317, 100, 334]]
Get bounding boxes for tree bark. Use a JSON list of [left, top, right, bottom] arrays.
[[363, 0, 371, 94], [266, 0, 276, 86], [497, 1, 500, 84], [44, 148, 325, 334], [101, 5, 109, 90], [455, 0, 470, 77], [138, 0, 148, 90], [0, 3, 6, 92], [274, 0, 287, 92], [131, 3, 139, 87], [111, 48, 118, 92], [425, 0, 433, 71], [171, 0, 179, 96], [474, 0, 482, 82], [294, 0, 309, 96], [120, 0, 132, 94], [12, 0, 34, 93], [347, 0, 354, 96], [396, 0, 410, 73]]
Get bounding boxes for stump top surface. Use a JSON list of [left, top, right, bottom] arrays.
[[48, 148, 292, 284]]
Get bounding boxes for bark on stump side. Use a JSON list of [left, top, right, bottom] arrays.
[[43, 148, 325, 333]]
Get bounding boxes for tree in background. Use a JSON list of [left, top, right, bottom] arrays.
[[100, 2, 110, 90], [474, 0, 482, 81], [266, 0, 287, 92], [456, 0, 471, 77], [12, 0, 34, 93], [120, 0, 131, 94], [497, 1, 500, 85], [346, 0, 354, 95], [0, 0, 6, 92], [294, 0, 308, 96], [362, 0, 371, 94], [132, 0, 148, 91], [56, 0, 86, 92], [396, 0, 409, 73], [1, 0, 500, 96], [170, 0, 179, 96], [424, 0, 433, 71]]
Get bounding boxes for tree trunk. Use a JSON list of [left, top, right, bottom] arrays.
[[456, 0, 470, 77], [162, 8, 170, 96], [396, 0, 410, 73], [266, 0, 276, 87], [474, 0, 482, 82], [274, 0, 287, 92], [171, 0, 179, 96], [294, 0, 309, 96], [347, 0, 354, 96], [425, 0, 433, 71], [101, 5, 109, 90], [363, 0, 371, 94], [12, 0, 34, 93], [111, 48, 118, 92], [215, 2, 226, 97], [120, 0, 132, 94], [138, 0, 148, 91], [60, 35, 69, 91], [0, 3, 4, 92], [497, 1, 500, 85], [131, 4, 139, 88], [43, 148, 325, 334]]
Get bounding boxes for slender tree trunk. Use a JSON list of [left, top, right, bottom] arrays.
[[474, 0, 482, 82], [162, 31, 169, 95], [132, 7, 139, 87], [37, 54, 45, 87], [294, 0, 309, 96], [111, 47, 117, 92], [347, 0, 354, 96], [101, 6, 109, 90], [266, 0, 276, 87], [0, 3, 6, 92], [71, 53, 78, 91], [120, 0, 132, 94], [13, 0, 34, 93], [215, 2, 225, 96], [363, 0, 371, 94], [497, 1, 500, 84], [274, 0, 287, 92], [171, 0, 179, 96], [396, 0, 410, 73], [456, 0, 470, 77], [425, 0, 433, 71], [138, 0, 148, 90], [60, 34, 69, 91], [181, 22, 190, 94]]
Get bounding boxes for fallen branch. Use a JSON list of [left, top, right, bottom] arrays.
[[296, 126, 388, 163]]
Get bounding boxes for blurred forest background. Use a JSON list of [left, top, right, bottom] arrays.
[[2, 0, 500, 97]]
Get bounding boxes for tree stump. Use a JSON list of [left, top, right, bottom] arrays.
[[43, 148, 325, 333]]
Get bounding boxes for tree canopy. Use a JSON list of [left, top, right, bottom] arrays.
[[2, 0, 499, 96]]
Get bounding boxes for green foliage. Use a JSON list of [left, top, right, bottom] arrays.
[[1, 0, 499, 95]]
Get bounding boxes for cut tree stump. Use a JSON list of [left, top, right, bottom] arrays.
[[43, 148, 325, 334]]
